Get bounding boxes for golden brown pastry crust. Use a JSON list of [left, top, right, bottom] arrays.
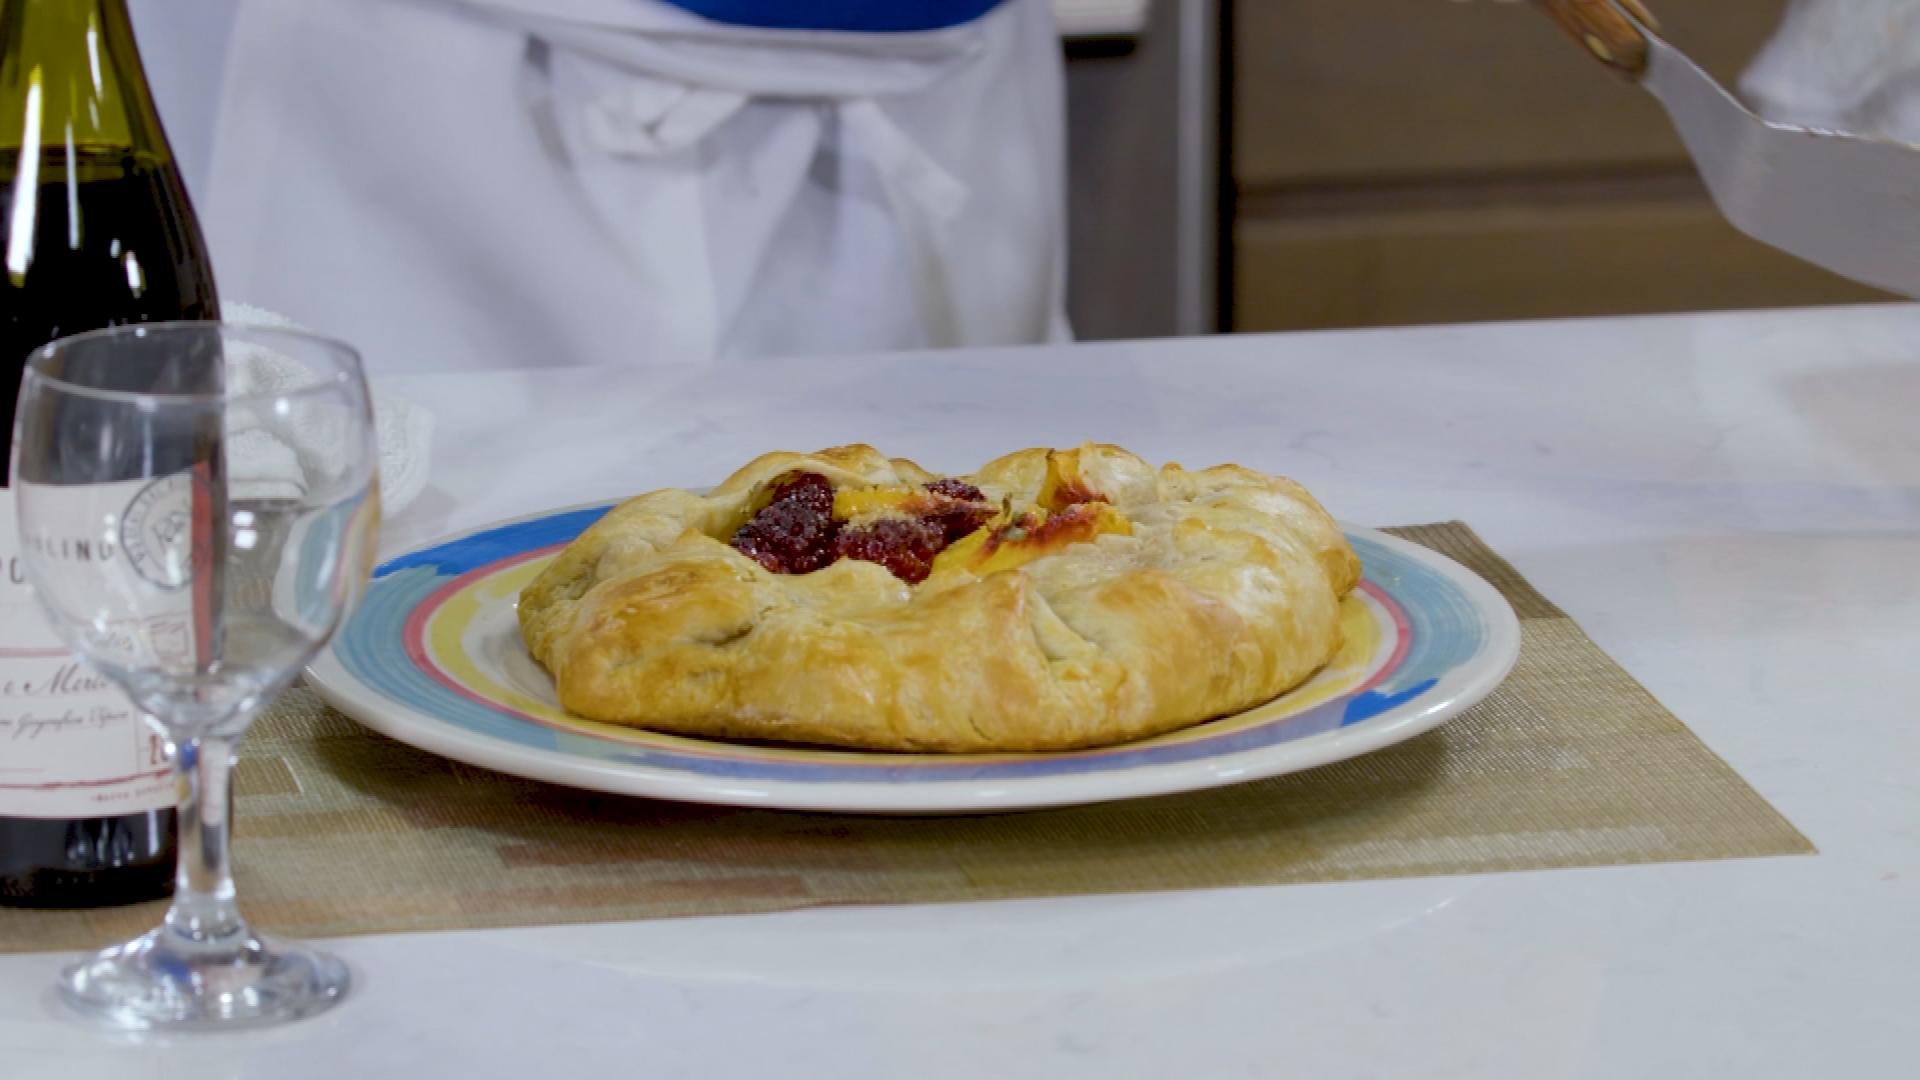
[[518, 445, 1360, 753]]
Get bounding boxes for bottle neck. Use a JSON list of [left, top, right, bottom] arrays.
[[0, 0, 169, 159]]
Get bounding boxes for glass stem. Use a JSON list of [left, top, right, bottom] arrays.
[[161, 732, 248, 949]]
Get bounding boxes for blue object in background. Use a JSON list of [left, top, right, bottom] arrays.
[[664, 0, 1004, 32]]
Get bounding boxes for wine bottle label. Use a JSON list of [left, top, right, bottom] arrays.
[[0, 486, 177, 818]]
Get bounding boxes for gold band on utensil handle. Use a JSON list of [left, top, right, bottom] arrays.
[[1533, 0, 1658, 79]]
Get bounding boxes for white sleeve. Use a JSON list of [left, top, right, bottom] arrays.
[[1740, 0, 1920, 145]]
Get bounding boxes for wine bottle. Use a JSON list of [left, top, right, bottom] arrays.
[[0, 0, 219, 907]]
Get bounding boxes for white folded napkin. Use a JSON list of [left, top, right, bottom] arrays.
[[223, 302, 435, 515], [1742, 0, 1920, 144]]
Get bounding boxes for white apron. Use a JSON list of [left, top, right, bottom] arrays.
[[197, 0, 1068, 374]]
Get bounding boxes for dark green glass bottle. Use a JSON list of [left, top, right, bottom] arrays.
[[0, 0, 218, 908]]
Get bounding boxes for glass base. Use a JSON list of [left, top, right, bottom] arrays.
[[59, 924, 349, 1031]]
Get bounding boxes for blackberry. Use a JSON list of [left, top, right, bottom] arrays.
[[835, 517, 947, 585], [731, 472, 840, 574], [924, 478, 985, 502]]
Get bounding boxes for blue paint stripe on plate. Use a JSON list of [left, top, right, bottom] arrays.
[[376, 507, 612, 579]]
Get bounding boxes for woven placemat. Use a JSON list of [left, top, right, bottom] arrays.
[[0, 523, 1812, 951]]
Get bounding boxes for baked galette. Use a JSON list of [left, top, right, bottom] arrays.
[[519, 444, 1360, 753]]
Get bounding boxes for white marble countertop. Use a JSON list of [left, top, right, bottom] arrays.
[[5, 304, 1919, 1077]]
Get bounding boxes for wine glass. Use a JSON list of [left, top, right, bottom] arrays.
[[10, 322, 380, 1030]]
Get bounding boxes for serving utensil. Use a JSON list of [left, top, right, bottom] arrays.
[[1537, 0, 1920, 299]]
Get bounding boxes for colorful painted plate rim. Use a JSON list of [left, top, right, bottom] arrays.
[[305, 504, 1520, 813]]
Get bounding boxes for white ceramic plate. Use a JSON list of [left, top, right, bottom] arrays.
[[305, 504, 1519, 813]]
